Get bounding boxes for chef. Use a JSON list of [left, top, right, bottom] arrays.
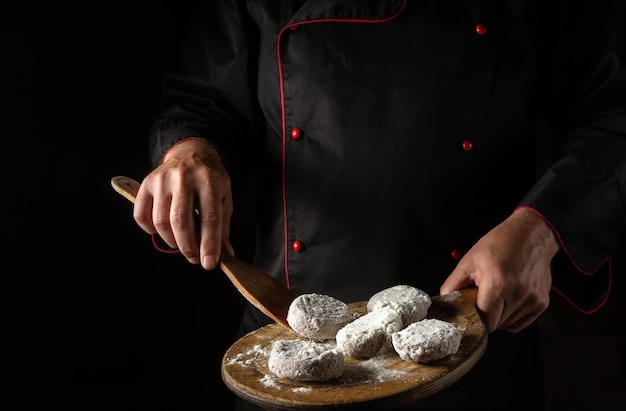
[[132, 1, 626, 409]]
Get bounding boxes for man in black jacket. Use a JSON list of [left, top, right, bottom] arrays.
[[132, 1, 626, 409]]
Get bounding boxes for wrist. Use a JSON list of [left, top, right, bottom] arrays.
[[163, 137, 222, 165], [512, 207, 560, 258]]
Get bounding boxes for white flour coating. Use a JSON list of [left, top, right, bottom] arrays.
[[226, 286, 467, 387], [392, 318, 462, 363], [226, 340, 407, 386], [287, 293, 353, 340], [261, 352, 407, 387], [336, 306, 403, 359], [367, 285, 432, 326], [268, 339, 344, 382]]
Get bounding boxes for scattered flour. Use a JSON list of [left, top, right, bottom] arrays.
[[226, 341, 409, 387], [260, 374, 282, 389], [225, 287, 466, 388], [339, 356, 408, 384], [225, 344, 269, 367]]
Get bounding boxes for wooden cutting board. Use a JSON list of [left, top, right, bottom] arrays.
[[221, 287, 487, 410]]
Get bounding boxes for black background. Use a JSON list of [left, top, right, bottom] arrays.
[[3, 1, 248, 410], [3, 2, 626, 411]]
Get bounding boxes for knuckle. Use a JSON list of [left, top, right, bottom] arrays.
[[199, 208, 221, 226], [179, 246, 197, 257], [169, 208, 190, 227], [133, 212, 149, 226], [152, 215, 170, 230], [169, 213, 185, 227], [200, 238, 220, 251]]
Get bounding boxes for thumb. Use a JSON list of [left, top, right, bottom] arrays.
[[440, 265, 476, 295]]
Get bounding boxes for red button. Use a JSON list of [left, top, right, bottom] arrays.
[[292, 240, 302, 252], [291, 127, 302, 139], [462, 139, 474, 151], [451, 249, 462, 260], [475, 24, 487, 35], [290, 25, 298, 31]]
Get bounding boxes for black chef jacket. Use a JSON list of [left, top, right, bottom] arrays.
[[148, 1, 626, 409]]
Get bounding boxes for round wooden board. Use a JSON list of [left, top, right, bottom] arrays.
[[221, 288, 487, 410]]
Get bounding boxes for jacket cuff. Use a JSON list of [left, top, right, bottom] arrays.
[[515, 206, 612, 314], [519, 136, 626, 272], [149, 123, 205, 167]]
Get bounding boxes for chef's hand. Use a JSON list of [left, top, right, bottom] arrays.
[[440, 207, 559, 333], [133, 137, 234, 270]]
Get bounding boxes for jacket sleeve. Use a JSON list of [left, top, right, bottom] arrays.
[[148, 0, 262, 182], [519, 3, 626, 312]]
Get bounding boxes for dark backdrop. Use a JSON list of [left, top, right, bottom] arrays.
[[3, 1, 249, 410], [3, 2, 626, 411]]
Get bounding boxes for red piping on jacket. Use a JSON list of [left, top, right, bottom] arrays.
[[515, 205, 612, 314], [276, 0, 408, 290]]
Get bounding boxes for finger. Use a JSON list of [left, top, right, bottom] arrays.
[[501, 311, 540, 334], [498, 296, 548, 333], [220, 192, 235, 257], [133, 184, 157, 235], [151, 195, 176, 250], [150, 192, 181, 251], [168, 189, 201, 264], [197, 186, 224, 270], [440, 264, 476, 295], [497, 304, 529, 332], [475, 285, 505, 333]]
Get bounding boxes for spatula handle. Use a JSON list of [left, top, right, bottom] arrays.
[[111, 176, 141, 203], [110, 175, 294, 329]]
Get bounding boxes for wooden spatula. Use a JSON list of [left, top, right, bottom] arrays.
[[110, 175, 295, 329]]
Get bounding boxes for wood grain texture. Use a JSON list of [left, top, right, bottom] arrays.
[[222, 287, 486, 410], [219, 253, 294, 329]]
